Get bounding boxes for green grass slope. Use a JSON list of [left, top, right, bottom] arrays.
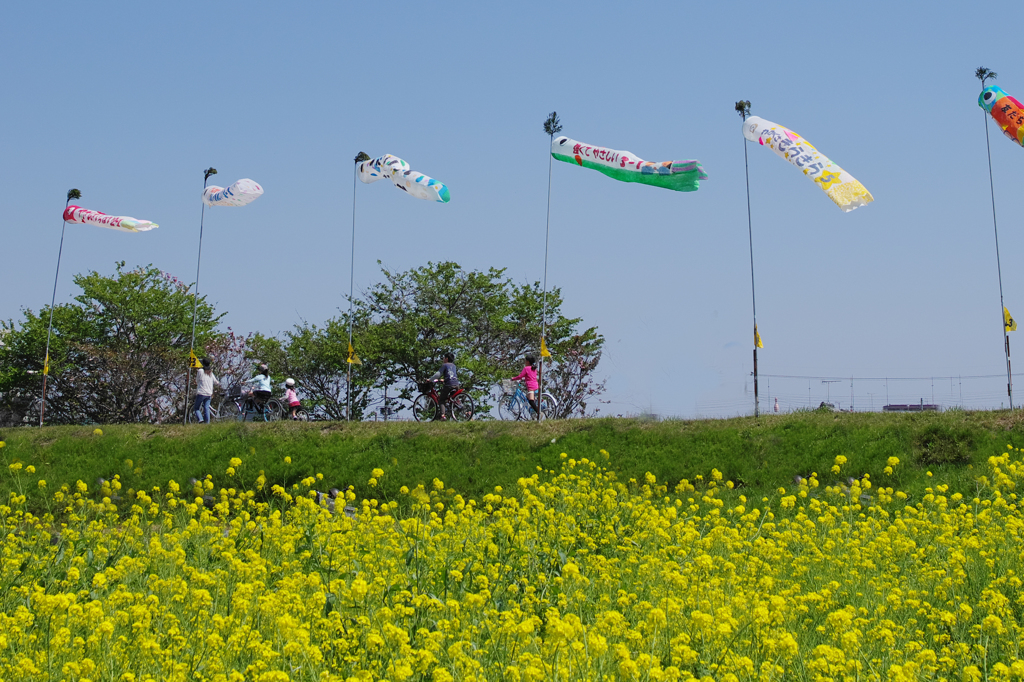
[[1, 410, 1021, 509]]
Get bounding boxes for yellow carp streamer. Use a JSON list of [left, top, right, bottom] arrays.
[[0, 449, 1021, 679], [744, 115, 873, 212]]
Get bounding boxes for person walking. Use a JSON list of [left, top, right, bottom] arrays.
[[193, 358, 218, 424]]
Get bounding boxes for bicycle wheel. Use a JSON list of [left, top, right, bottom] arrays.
[[210, 399, 229, 422], [412, 394, 438, 422], [451, 394, 475, 422], [186, 403, 219, 424], [293, 407, 309, 422], [266, 399, 283, 422], [539, 393, 557, 419], [497, 394, 520, 421]]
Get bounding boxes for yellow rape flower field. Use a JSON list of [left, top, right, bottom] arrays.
[[0, 446, 1023, 681]]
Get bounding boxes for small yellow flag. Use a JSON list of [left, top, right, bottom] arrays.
[[189, 350, 203, 369], [754, 325, 763, 349], [1006, 307, 1018, 332], [347, 342, 362, 365], [43, 354, 49, 376], [540, 337, 552, 358]]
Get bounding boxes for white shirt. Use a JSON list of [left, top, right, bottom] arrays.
[[196, 369, 218, 396]]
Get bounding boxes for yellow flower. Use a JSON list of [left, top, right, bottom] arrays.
[[93, 428, 103, 436], [284, 456, 292, 464]]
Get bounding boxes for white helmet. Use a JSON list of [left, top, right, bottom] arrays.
[[285, 378, 295, 387]]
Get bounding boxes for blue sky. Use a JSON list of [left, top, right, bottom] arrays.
[[3, 1, 1023, 417]]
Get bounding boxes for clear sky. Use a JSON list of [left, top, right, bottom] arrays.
[[3, 1, 1023, 417]]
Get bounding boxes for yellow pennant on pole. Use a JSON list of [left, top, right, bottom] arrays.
[[540, 337, 552, 358], [347, 342, 362, 365], [189, 350, 203, 369], [754, 325, 763, 349], [43, 354, 50, 376], [1006, 307, 1018, 332]]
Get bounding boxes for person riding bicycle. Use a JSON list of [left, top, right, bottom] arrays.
[[428, 352, 459, 420], [510, 353, 540, 418], [283, 378, 302, 420], [245, 364, 273, 405]]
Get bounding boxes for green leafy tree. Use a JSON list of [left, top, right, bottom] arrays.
[[351, 261, 605, 417], [0, 263, 222, 424], [245, 322, 375, 421]]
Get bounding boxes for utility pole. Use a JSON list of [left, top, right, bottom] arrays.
[[822, 380, 841, 407]]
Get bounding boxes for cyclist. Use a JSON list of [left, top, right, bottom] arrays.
[[283, 378, 302, 420], [193, 357, 217, 424], [428, 352, 459, 420], [510, 354, 540, 418], [246, 363, 273, 406]]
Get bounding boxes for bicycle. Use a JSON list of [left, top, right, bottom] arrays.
[[497, 379, 557, 421], [207, 385, 282, 422], [271, 401, 310, 421], [412, 380, 474, 422]]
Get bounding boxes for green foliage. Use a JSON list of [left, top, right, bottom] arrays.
[[249, 321, 374, 421], [915, 423, 975, 465], [0, 263, 223, 425], [352, 261, 604, 417], [543, 111, 563, 137], [251, 261, 606, 421]]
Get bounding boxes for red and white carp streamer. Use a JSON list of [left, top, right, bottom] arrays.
[[63, 206, 158, 233]]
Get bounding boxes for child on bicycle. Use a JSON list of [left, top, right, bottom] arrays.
[[510, 354, 540, 418], [246, 364, 273, 404], [429, 352, 459, 419], [283, 378, 302, 420]]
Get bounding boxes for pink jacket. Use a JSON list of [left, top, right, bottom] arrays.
[[511, 365, 538, 391], [283, 388, 300, 406]]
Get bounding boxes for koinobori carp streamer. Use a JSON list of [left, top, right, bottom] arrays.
[[551, 136, 707, 192], [63, 206, 158, 233]]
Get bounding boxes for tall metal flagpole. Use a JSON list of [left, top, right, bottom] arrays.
[[977, 67, 1013, 410], [737, 100, 760, 417], [349, 153, 370, 421], [540, 112, 562, 422], [184, 167, 217, 424], [40, 188, 81, 427]]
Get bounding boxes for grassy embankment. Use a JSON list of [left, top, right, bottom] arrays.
[[1, 409, 1022, 510]]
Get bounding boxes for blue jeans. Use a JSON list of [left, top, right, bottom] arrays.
[[193, 394, 211, 423]]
